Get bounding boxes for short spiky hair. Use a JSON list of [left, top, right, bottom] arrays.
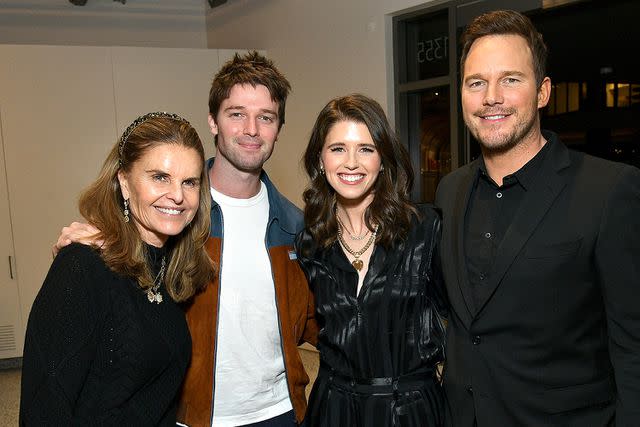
[[460, 10, 548, 87], [208, 51, 291, 132]]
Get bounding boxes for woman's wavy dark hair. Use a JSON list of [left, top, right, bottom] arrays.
[[302, 94, 417, 249]]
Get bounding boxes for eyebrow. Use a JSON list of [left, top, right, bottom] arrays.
[[325, 142, 377, 148], [145, 169, 201, 180], [465, 70, 527, 82], [223, 105, 278, 117]]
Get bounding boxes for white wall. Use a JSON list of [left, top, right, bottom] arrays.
[[0, 0, 208, 48], [205, 0, 439, 206]]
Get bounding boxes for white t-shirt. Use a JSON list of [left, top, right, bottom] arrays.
[[210, 183, 292, 427]]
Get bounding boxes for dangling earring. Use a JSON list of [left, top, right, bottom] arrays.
[[380, 164, 385, 174], [320, 165, 325, 175], [123, 198, 130, 223]]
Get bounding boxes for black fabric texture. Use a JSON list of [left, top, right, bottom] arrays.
[[296, 204, 447, 427], [20, 243, 191, 426]]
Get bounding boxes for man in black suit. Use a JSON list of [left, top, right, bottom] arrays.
[[435, 10, 640, 426]]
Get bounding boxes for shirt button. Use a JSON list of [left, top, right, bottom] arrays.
[[472, 335, 481, 345], [496, 192, 503, 198], [479, 273, 485, 281], [484, 232, 492, 239], [467, 386, 474, 394]]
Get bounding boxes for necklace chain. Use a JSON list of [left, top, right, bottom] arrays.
[[336, 215, 370, 240], [337, 222, 378, 271], [146, 255, 166, 304]]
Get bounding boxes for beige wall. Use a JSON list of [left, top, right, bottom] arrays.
[[1, 0, 443, 206], [0, 0, 207, 48], [205, 0, 439, 206]]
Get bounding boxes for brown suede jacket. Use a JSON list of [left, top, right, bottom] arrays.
[[177, 166, 318, 427]]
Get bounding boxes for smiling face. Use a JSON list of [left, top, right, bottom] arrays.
[[208, 83, 280, 175], [118, 143, 202, 247], [461, 34, 550, 153], [320, 120, 382, 208]]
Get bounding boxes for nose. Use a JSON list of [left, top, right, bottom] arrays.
[[483, 81, 504, 106], [345, 149, 359, 170], [244, 117, 259, 137], [166, 183, 184, 204]]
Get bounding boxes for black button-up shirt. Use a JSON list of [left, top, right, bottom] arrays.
[[463, 140, 552, 313]]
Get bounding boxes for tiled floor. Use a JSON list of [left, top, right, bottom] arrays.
[[0, 348, 319, 426]]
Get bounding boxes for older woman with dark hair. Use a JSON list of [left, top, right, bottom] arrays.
[[20, 112, 216, 426], [296, 94, 447, 426]]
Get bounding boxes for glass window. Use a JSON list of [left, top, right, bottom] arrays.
[[408, 86, 451, 202], [404, 10, 449, 82]]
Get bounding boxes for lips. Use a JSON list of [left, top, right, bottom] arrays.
[[235, 136, 263, 149], [338, 173, 365, 183], [477, 109, 514, 121], [155, 207, 183, 216]]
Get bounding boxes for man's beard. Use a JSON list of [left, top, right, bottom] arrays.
[[468, 106, 538, 155]]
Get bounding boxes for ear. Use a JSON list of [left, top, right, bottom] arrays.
[[207, 114, 218, 137], [537, 76, 551, 109], [117, 169, 130, 200]]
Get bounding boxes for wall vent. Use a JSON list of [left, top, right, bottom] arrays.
[[0, 325, 16, 353]]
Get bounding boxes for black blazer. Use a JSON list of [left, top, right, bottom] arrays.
[[435, 131, 640, 427]]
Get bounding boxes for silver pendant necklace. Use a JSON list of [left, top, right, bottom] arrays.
[[146, 256, 166, 304]]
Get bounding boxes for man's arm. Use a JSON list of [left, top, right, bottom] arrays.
[[596, 165, 640, 426], [52, 222, 102, 257]]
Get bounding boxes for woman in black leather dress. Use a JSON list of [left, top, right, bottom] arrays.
[[296, 94, 448, 426]]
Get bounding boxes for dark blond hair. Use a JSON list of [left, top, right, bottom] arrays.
[[79, 114, 215, 302], [460, 10, 548, 86], [302, 94, 417, 249], [208, 51, 291, 143]]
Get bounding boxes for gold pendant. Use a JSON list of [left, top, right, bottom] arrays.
[[352, 259, 363, 271]]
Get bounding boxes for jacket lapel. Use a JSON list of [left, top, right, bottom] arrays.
[[473, 138, 571, 316], [449, 162, 478, 327]]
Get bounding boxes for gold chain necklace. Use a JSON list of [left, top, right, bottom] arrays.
[[337, 223, 378, 271], [336, 215, 370, 240], [146, 256, 166, 304]]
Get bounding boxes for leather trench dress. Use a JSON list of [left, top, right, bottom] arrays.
[[296, 205, 448, 427]]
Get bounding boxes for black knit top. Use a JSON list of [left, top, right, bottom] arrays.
[[20, 243, 191, 426]]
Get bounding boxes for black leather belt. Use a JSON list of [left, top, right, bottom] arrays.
[[319, 362, 436, 395]]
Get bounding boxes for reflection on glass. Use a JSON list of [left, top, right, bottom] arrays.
[[405, 9, 449, 82], [606, 83, 616, 107], [568, 82, 580, 112], [409, 85, 451, 202], [556, 83, 567, 114], [632, 84, 640, 106], [618, 83, 630, 107]]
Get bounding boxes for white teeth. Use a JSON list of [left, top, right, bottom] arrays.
[[339, 174, 364, 182], [484, 115, 506, 120], [156, 207, 181, 215]]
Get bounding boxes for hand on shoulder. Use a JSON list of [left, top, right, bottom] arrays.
[[52, 222, 103, 258]]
